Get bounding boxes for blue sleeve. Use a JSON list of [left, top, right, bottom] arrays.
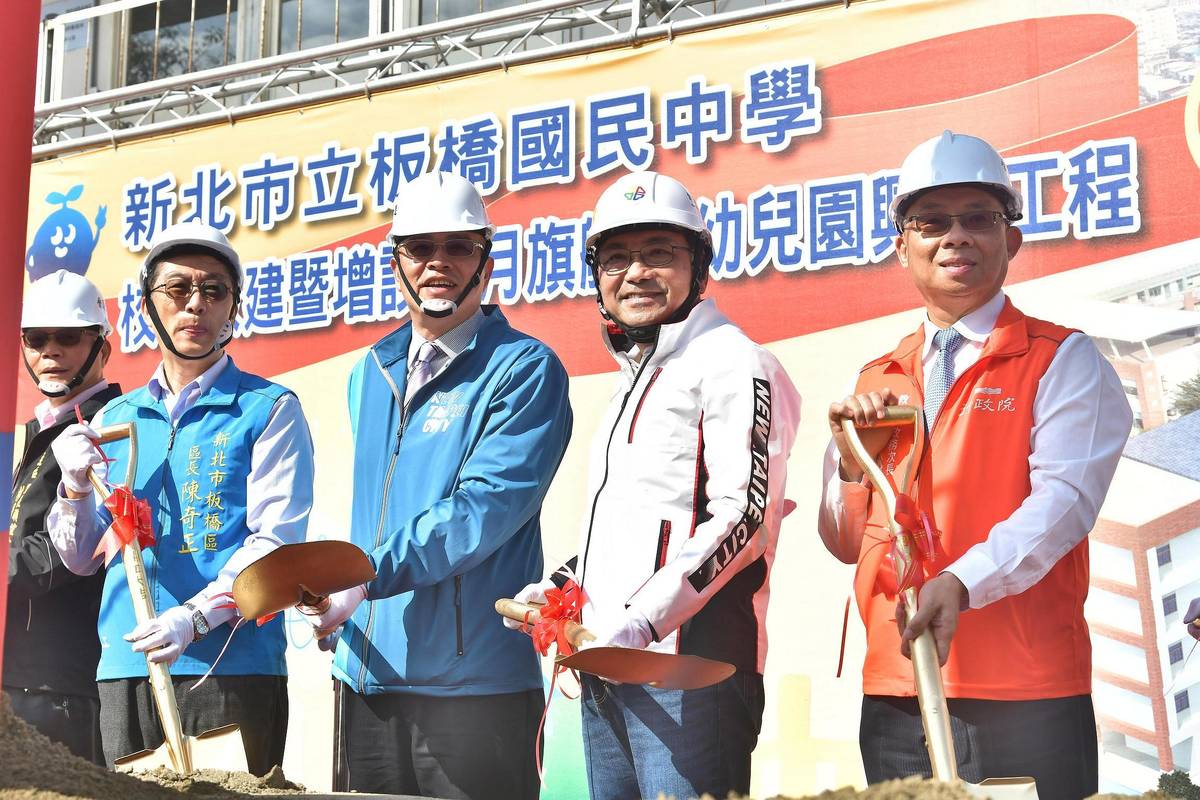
[[346, 355, 367, 442], [366, 353, 573, 596]]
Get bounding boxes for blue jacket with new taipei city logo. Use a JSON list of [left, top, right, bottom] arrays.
[[333, 306, 573, 696]]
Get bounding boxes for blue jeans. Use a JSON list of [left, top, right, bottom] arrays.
[[580, 670, 764, 800]]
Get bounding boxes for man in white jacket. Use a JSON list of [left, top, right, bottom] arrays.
[[509, 171, 800, 800]]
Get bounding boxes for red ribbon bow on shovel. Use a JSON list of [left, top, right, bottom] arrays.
[[528, 580, 587, 657], [93, 486, 155, 568]]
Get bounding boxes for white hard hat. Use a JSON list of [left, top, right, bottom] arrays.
[[21, 269, 112, 335], [389, 171, 495, 240], [890, 130, 1023, 228], [141, 221, 244, 290], [586, 171, 711, 248]]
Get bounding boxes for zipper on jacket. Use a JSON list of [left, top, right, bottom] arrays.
[[654, 520, 671, 573], [579, 354, 654, 588], [626, 367, 663, 444], [166, 425, 177, 452], [357, 350, 413, 694], [454, 576, 464, 656]]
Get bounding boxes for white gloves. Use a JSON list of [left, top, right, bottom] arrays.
[[51, 423, 104, 495], [126, 605, 196, 666], [584, 609, 654, 651], [502, 576, 557, 631], [298, 584, 368, 640]]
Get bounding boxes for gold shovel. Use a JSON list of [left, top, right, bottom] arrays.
[[231, 540, 377, 620], [842, 407, 1037, 799], [495, 599, 735, 690], [89, 423, 247, 775]]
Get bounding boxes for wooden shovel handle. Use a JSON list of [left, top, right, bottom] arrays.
[[495, 599, 595, 649]]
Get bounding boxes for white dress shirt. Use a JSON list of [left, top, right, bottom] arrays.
[[33, 380, 112, 431], [47, 354, 315, 623], [818, 291, 1132, 609]]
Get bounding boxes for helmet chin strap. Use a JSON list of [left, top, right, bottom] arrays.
[[395, 243, 492, 320], [594, 259, 707, 346], [142, 290, 235, 361], [23, 334, 107, 399]]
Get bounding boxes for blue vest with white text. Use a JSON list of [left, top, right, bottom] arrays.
[[94, 361, 289, 680]]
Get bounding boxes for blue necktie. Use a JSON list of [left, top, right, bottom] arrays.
[[924, 327, 966, 430]]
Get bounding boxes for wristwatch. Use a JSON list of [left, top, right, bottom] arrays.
[[183, 602, 210, 641]]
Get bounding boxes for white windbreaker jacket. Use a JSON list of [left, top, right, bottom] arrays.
[[574, 299, 801, 674]]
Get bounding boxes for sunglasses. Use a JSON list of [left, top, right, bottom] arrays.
[[21, 328, 100, 349], [395, 239, 485, 261], [152, 279, 234, 303], [903, 210, 1009, 236]]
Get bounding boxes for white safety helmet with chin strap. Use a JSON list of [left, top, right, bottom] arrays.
[[140, 221, 244, 361], [890, 130, 1024, 232], [389, 171, 495, 319], [585, 171, 714, 343], [21, 269, 112, 398]]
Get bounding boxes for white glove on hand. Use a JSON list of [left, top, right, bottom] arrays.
[[51, 423, 104, 495], [583, 609, 654, 651], [125, 605, 197, 666], [503, 577, 557, 631], [298, 584, 367, 639]]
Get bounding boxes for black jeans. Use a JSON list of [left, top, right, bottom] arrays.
[[336, 684, 542, 800], [860, 694, 1098, 800], [4, 686, 104, 766], [98, 674, 288, 776]]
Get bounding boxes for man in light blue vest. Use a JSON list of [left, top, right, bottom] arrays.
[[48, 221, 315, 775], [299, 171, 573, 800]]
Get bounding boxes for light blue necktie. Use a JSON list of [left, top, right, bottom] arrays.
[[406, 341, 444, 403], [924, 327, 966, 430]]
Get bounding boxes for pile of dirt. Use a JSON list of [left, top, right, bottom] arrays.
[[0, 694, 305, 799]]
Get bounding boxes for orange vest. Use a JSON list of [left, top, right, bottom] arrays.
[[853, 299, 1090, 701]]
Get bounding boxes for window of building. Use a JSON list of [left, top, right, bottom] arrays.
[[1157, 544, 1172, 566], [1170, 641, 1185, 664], [127, 0, 242, 85], [1177, 690, 1190, 713], [278, 0, 371, 53], [1164, 592, 1179, 617]]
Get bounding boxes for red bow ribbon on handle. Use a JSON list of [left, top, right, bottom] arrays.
[[527, 580, 587, 658], [92, 486, 155, 567], [514, 578, 587, 784], [889, 491, 943, 595]]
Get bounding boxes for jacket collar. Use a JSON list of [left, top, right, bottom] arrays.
[[865, 296, 1032, 383], [601, 298, 728, 371], [373, 304, 508, 371]]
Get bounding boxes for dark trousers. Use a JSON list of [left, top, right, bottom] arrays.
[[4, 686, 104, 766], [98, 674, 288, 776], [860, 694, 1098, 800], [336, 683, 542, 800]]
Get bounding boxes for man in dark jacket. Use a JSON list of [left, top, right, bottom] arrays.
[[5, 269, 120, 764]]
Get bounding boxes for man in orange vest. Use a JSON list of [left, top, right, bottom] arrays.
[[817, 131, 1132, 800]]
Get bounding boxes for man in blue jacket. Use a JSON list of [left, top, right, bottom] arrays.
[[303, 170, 573, 800]]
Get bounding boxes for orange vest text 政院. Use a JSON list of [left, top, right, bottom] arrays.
[[853, 299, 1087, 701]]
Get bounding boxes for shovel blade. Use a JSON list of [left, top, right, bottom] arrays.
[[558, 646, 735, 690], [113, 724, 248, 775], [233, 540, 375, 620], [191, 723, 248, 774], [962, 777, 1039, 799]]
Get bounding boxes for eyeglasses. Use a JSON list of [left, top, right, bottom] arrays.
[[21, 328, 100, 349], [595, 244, 693, 276], [903, 211, 1010, 236], [395, 239, 485, 261], [151, 279, 234, 303]]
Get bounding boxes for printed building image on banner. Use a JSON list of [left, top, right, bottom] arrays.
[[18, 0, 1200, 795]]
